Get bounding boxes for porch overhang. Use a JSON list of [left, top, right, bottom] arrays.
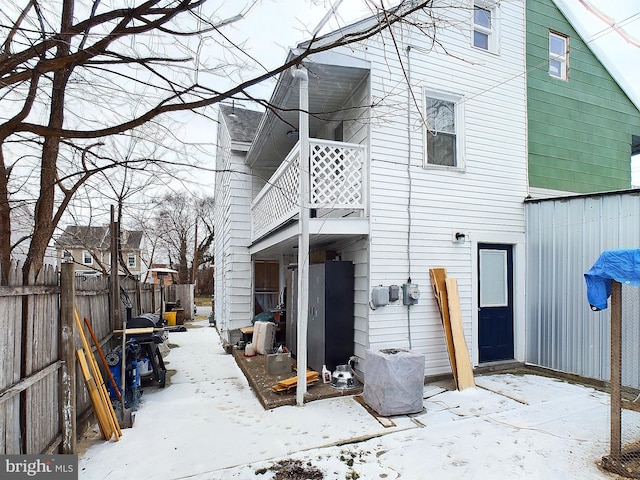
[[249, 218, 369, 257], [246, 50, 370, 169]]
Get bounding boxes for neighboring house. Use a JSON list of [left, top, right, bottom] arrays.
[[56, 225, 143, 277], [214, 104, 262, 335], [215, 1, 529, 379], [526, 0, 640, 198]]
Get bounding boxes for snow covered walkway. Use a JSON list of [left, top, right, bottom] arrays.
[[79, 320, 614, 480]]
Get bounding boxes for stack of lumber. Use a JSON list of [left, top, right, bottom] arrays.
[[75, 309, 121, 441], [272, 371, 319, 392], [429, 268, 475, 391]]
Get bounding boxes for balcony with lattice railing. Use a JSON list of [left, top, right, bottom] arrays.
[[251, 139, 367, 241]]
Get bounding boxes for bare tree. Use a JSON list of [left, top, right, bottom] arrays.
[[152, 191, 214, 283], [0, 0, 433, 284]]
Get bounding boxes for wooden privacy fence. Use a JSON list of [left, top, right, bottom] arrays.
[[0, 262, 161, 454]]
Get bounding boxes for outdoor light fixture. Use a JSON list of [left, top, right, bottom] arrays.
[[455, 232, 466, 244]]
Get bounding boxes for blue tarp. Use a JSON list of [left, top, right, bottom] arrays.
[[584, 249, 640, 311]]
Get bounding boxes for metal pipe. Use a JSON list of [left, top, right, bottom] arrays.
[[406, 45, 413, 350]]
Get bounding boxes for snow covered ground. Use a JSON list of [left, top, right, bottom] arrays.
[[78, 320, 617, 480]]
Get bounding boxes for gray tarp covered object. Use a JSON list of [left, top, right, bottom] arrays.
[[363, 348, 425, 416]]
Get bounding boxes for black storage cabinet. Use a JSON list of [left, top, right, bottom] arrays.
[[287, 260, 355, 371], [307, 261, 357, 372]]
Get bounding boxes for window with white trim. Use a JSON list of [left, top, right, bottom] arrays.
[[82, 250, 93, 265], [128, 253, 136, 268], [549, 31, 568, 80], [474, 6, 491, 49], [472, 2, 498, 53], [424, 92, 464, 168]]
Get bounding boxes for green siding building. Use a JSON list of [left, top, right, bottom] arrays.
[[527, 0, 640, 195]]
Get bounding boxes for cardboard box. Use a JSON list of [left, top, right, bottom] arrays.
[[267, 353, 292, 375], [310, 250, 336, 264]]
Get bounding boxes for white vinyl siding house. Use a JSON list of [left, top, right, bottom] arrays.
[[214, 0, 527, 378], [214, 106, 261, 340], [352, 0, 527, 373]]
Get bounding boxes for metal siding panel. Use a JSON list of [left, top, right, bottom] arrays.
[[526, 192, 640, 383]]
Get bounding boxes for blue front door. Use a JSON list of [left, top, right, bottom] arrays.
[[478, 244, 514, 363]]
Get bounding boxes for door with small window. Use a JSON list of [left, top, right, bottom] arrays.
[[478, 243, 514, 362]]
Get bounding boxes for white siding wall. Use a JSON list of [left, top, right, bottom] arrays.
[[214, 119, 254, 342], [332, 0, 528, 375]]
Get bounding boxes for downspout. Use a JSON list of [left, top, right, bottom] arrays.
[[406, 45, 413, 350], [292, 66, 310, 406]]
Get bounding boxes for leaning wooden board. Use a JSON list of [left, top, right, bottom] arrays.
[[429, 268, 458, 390], [445, 277, 475, 390], [75, 309, 121, 440]]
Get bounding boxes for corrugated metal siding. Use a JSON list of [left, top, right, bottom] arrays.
[[526, 191, 640, 383]]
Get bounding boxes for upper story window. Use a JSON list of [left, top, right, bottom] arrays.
[[424, 92, 464, 168], [127, 253, 136, 268], [473, 2, 498, 53], [82, 250, 93, 265], [549, 31, 569, 80]]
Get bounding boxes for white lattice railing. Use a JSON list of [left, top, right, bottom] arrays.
[[309, 139, 365, 209], [251, 139, 366, 240]]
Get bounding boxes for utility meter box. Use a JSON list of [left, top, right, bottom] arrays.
[[371, 286, 389, 308], [402, 283, 420, 305], [389, 285, 400, 303]]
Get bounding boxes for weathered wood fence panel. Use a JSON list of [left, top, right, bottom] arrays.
[[25, 266, 60, 454], [0, 261, 151, 454], [140, 283, 159, 315], [0, 262, 25, 453], [166, 283, 195, 320], [120, 278, 158, 318]]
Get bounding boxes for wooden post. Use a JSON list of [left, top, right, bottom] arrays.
[[59, 262, 76, 453], [610, 280, 622, 460], [151, 283, 156, 314], [110, 207, 121, 330], [135, 281, 142, 316]]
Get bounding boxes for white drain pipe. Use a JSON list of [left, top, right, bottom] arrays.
[[292, 65, 310, 406]]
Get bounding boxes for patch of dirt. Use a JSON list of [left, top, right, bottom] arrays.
[[265, 459, 324, 480]]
